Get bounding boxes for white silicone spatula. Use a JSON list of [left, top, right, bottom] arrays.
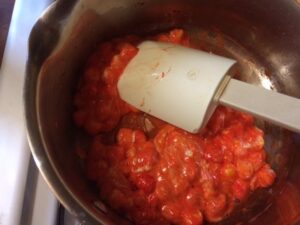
[[117, 41, 300, 133]]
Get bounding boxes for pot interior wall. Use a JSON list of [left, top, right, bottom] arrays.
[[36, 0, 300, 224]]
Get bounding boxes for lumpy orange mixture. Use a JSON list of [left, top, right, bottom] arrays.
[[74, 29, 276, 225]]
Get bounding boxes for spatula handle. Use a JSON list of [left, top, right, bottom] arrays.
[[219, 79, 300, 133]]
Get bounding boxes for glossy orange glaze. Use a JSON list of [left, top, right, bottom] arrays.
[[74, 29, 276, 225]]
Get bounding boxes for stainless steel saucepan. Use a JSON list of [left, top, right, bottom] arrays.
[[25, 0, 300, 224]]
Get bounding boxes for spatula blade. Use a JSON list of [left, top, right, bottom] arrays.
[[118, 41, 235, 133]]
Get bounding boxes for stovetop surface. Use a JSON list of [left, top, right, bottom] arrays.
[[0, 1, 79, 224]]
